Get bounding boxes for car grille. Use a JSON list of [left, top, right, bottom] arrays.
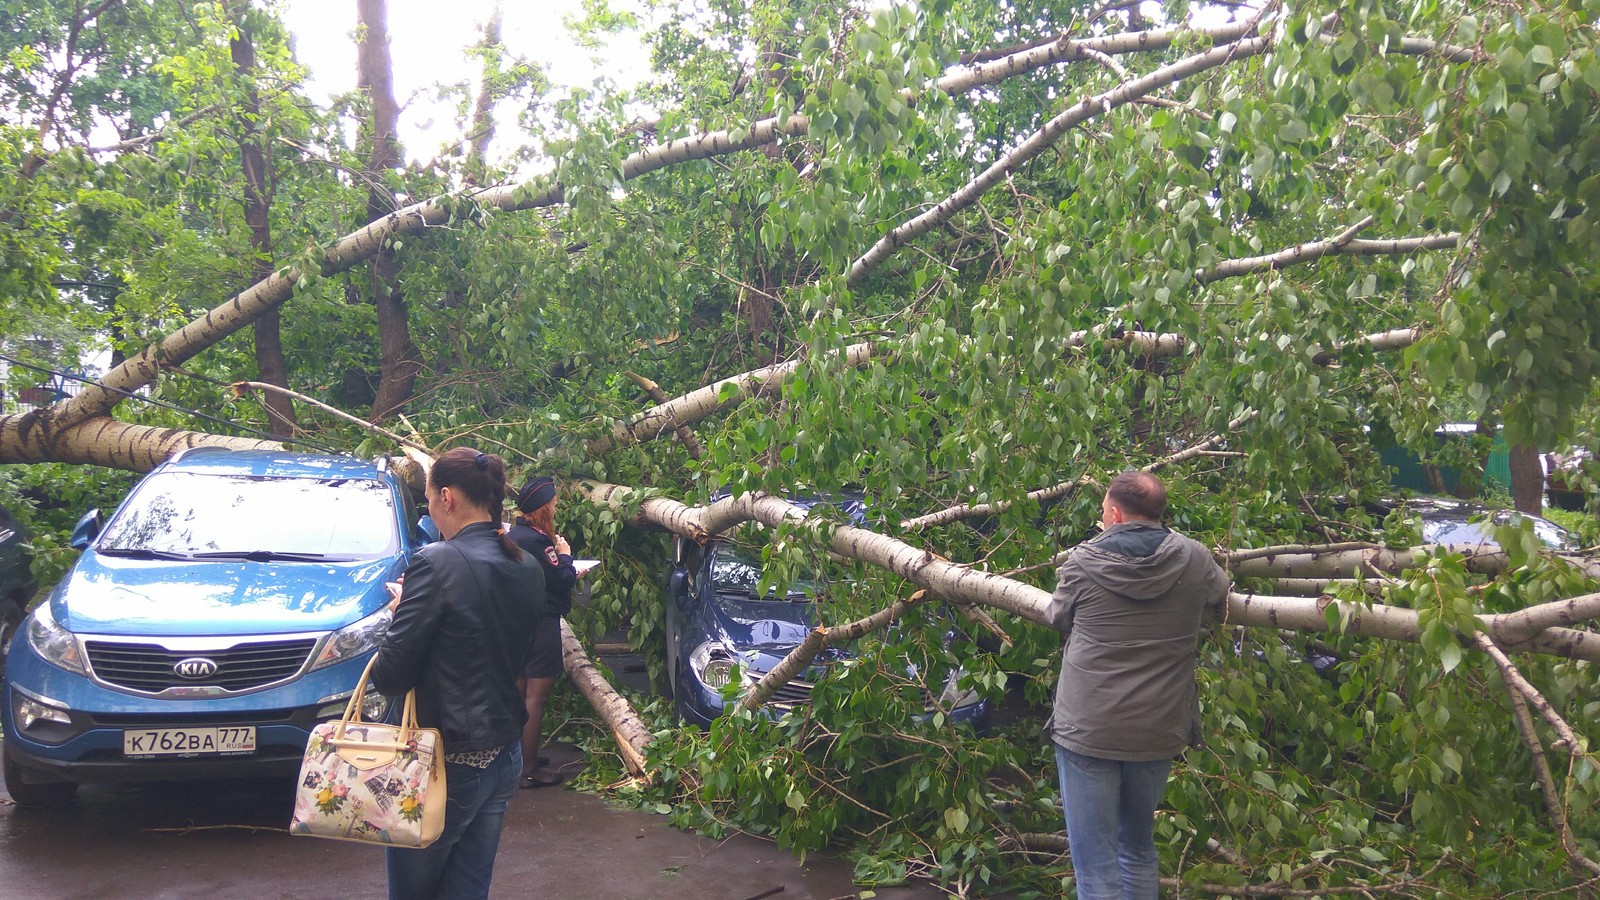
[[763, 677, 815, 708], [84, 638, 318, 693]]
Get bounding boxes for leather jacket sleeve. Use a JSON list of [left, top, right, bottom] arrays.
[[370, 552, 444, 696]]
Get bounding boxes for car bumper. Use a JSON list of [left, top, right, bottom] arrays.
[[2, 644, 381, 786]]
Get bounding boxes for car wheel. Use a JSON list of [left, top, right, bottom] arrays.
[[2, 745, 77, 808], [0, 595, 22, 682]]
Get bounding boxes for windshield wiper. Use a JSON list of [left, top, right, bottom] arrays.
[[190, 550, 338, 562], [95, 547, 193, 560], [715, 586, 812, 602]]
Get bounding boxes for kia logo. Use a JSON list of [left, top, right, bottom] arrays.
[[173, 658, 219, 680]]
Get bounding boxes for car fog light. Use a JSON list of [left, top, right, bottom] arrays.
[[16, 696, 71, 731], [315, 685, 390, 721]]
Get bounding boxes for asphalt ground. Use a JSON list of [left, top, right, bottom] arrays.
[[0, 734, 948, 900]]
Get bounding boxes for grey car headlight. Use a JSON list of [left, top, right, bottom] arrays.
[[26, 603, 87, 675], [310, 606, 394, 671], [688, 641, 738, 690]]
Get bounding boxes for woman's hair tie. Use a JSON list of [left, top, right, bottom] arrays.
[[474, 452, 490, 471]]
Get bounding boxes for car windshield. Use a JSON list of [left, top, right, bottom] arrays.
[[1422, 514, 1577, 551], [709, 541, 849, 600], [96, 472, 398, 558]]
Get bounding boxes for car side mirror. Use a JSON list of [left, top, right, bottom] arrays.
[[667, 567, 690, 605], [416, 515, 442, 544], [69, 509, 103, 550]]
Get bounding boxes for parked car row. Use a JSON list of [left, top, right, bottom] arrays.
[[4, 448, 1579, 809]]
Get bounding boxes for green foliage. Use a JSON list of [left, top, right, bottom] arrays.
[[8, 0, 1600, 894], [0, 464, 135, 589]]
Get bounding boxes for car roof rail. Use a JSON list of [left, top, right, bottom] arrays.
[[375, 455, 390, 475]]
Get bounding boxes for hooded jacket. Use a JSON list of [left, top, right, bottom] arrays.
[[1046, 521, 1230, 761]]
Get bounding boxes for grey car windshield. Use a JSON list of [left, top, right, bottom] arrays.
[[710, 542, 848, 599], [97, 472, 398, 558]]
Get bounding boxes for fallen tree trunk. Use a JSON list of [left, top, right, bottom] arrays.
[[559, 618, 652, 778], [578, 482, 1600, 665]]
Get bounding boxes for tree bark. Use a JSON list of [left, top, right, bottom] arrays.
[[356, 0, 422, 423], [578, 482, 1600, 663], [559, 619, 651, 777], [1510, 443, 1544, 515], [462, 3, 502, 187], [227, 5, 296, 438]]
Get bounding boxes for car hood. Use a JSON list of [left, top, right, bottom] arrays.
[[705, 593, 816, 650], [51, 552, 401, 636]]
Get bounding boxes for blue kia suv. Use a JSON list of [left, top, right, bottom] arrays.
[[1, 448, 431, 806]]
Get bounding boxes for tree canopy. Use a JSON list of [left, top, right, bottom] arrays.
[[3, 0, 1600, 894]]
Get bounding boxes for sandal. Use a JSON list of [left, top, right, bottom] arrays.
[[519, 771, 563, 789]]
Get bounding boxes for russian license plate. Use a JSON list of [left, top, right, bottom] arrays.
[[123, 726, 257, 758]]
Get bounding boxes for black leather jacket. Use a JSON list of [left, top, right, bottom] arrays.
[[372, 521, 547, 753]]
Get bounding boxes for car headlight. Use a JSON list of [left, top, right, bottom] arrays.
[[688, 641, 737, 690], [26, 603, 86, 675], [310, 606, 393, 671]]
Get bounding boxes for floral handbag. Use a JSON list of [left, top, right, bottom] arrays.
[[289, 655, 447, 847]]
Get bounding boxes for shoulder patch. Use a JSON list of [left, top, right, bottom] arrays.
[[544, 547, 561, 566]]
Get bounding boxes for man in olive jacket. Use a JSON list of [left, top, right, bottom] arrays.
[[1046, 471, 1230, 900]]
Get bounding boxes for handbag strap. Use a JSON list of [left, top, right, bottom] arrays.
[[334, 650, 420, 743]]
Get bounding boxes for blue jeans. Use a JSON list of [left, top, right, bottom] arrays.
[[1054, 744, 1172, 900], [387, 742, 522, 900]]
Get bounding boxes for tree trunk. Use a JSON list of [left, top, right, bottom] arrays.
[[356, 0, 421, 423], [228, 6, 296, 438], [1510, 443, 1544, 515], [578, 482, 1600, 664], [463, 3, 501, 187], [559, 619, 651, 776]]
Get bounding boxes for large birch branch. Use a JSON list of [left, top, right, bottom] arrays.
[[0, 414, 281, 471], [847, 32, 1275, 286], [736, 592, 923, 713], [1491, 659, 1600, 880], [579, 482, 1600, 662], [36, 112, 818, 437], [584, 342, 877, 458], [622, 371, 704, 459], [1195, 219, 1460, 283], [560, 619, 652, 777], [28, 18, 1288, 441]]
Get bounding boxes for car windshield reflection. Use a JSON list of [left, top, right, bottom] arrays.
[[96, 472, 398, 559], [709, 541, 851, 601]]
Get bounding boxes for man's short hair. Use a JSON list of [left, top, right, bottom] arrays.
[[1106, 471, 1166, 521]]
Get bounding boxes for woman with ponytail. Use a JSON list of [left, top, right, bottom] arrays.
[[371, 448, 546, 900], [507, 475, 579, 789]]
